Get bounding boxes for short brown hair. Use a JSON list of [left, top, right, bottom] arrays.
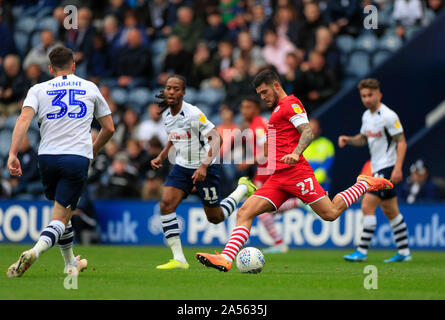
[[48, 46, 74, 71], [358, 78, 380, 91]]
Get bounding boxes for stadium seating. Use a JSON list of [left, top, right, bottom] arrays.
[[344, 50, 371, 78], [336, 35, 355, 55], [372, 50, 391, 67], [354, 33, 379, 53]]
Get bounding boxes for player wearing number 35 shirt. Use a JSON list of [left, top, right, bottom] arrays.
[[7, 46, 115, 278], [196, 70, 394, 272], [150, 75, 257, 270]]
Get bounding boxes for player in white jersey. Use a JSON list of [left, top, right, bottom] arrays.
[[150, 75, 257, 270], [6, 46, 115, 277], [338, 78, 411, 263]]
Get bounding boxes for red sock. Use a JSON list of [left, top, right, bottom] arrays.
[[221, 226, 250, 262], [336, 181, 369, 207], [258, 212, 283, 245]]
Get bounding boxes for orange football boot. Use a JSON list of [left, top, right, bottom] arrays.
[[357, 174, 394, 192], [196, 251, 232, 272]]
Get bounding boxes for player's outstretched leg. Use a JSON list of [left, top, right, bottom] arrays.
[[7, 219, 65, 278], [196, 197, 273, 272], [58, 221, 88, 273]]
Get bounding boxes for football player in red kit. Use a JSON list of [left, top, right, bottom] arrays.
[[196, 70, 393, 272]]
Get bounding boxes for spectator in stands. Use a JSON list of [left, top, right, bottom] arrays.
[[114, 28, 153, 88], [282, 51, 304, 94], [103, 15, 122, 53], [427, 0, 444, 16], [311, 26, 342, 78], [114, 108, 141, 149], [223, 58, 254, 111], [87, 32, 112, 84], [296, 51, 339, 113], [261, 27, 298, 76], [142, 137, 170, 200], [233, 31, 266, 75], [25, 64, 51, 88], [324, 0, 363, 36], [270, 5, 301, 45], [398, 159, 441, 203], [105, 0, 131, 24], [248, 4, 268, 46], [139, 0, 170, 39], [8, 135, 42, 199], [158, 35, 192, 86], [302, 118, 335, 192], [0, 8, 15, 64], [215, 40, 234, 80], [393, 0, 424, 38], [202, 10, 228, 52], [297, 1, 327, 55], [87, 137, 120, 197], [99, 85, 121, 125], [126, 138, 150, 181], [98, 151, 140, 199], [0, 172, 12, 199], [116, 9, 149, 49], [137, 103, 169, 148], [65, 7, 95, 73], [172, 5, 205, 53], [189, 42, 217, 89], [0, 55, 27, 117], [219, 0, 244, 25], [23, 29, 61, 74]]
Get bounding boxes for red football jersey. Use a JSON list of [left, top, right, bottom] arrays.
[[266, 95, 313, 172]]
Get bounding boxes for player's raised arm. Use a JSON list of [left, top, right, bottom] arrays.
[[93, 114, 115, 158], [8, 106, 35, 177], [338, 133, 367, 148]]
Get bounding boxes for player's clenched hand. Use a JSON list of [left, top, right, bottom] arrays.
[[338, 136, 348, 148], [151, 156, 163, 170], [192, 165, 207, 184], [281, 153, 300, 165], [8, 155, 22, 177]]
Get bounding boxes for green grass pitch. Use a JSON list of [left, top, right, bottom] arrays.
[[1, 244, 444, 300]]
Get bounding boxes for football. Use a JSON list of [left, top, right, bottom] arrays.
[[236, 247, 265, 274]]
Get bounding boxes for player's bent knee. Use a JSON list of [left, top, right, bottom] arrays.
[[207, 214, 224, 224], [317, 210, 337, 222], [160, 200, 175, 214]]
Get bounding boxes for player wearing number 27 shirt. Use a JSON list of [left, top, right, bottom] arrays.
[[196, 70, 394, 272]]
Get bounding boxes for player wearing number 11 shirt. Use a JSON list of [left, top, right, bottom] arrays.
[[196, 70, 394, 272], [7, 46, 115, 278]]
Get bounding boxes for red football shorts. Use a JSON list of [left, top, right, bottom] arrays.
[[253, 165, 326, 210]]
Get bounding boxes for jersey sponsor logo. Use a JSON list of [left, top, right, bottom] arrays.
[[199, 114, 206, 124], [274, 106, 280, 112], [365, 130, 382, 138], [394, 120, 401, 129], [292, 104, 302, 114], [168, 131, 191, 141]]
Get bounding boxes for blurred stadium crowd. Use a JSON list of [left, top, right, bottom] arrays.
[[1, 0, 444, 205]]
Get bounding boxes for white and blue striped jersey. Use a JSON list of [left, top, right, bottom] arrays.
[[22, 74, 111, 159], [162, 101, 215, 169], [360, 103, 404, 173]]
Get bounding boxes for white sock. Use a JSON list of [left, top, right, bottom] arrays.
[[59, 221, 76, 265], [167, 236, 187, 264], [33, 220, 65, 258], [229, 184, 248, 203]]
